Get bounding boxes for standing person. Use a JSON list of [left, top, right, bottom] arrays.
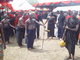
[[78, 24, 80, 48], [0, 22, 6, 60], [35, 12, 43, 39], [16, 15, 25, 47], [77, 13, 80, 47], [64, 17, 79, 60], [58, 11, 65, 40], [1, 17, 11, 44], [58, 11, 65, 39], [25, 13, 44, 50], [35, 12, 40, 39], [73, 11, 79, 45], [8, 14, 15, 37], [45, 12, 57, 39]]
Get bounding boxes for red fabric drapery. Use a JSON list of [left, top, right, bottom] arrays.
[[33, 3, 39, 7], [6, 4, 14, 11], [0, 2, 14, 11], [0, 0, 13, 3], [73, 1, 80, 3], [61, 1, 71, 4], [33, 1, 80, 7], [45, 2, 53, 5]]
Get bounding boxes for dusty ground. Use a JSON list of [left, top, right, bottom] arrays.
[[3, 20, 80, 60]]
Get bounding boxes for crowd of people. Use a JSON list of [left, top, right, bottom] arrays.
[[0, 10, 80, 60]]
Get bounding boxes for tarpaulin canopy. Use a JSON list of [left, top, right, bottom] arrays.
[[37, 0, 80, 3], [33, 0, 80, 8], [11, 0, 35, 10], [0, 2, 14, 11], [53, 5, 80, 11]]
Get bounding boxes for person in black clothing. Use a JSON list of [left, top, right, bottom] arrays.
[[58, 11, 65, 40], [25, 13, 44, 50], [77, 18, 80, 47], [78, 23, 80, 47], [8, 14, 15, 37], [35, 12, 43, 39], [1, 17, 11, 44], [64, 17, 79, 60], [46, 12, 57, 39]]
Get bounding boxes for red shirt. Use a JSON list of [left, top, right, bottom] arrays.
[[35, 13, 39, 20], [66, 15, 72, 20], [23, 15, 29, 24]]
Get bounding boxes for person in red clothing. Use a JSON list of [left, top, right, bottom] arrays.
[[23, 13, 29, 24], [65, 10, 73, 20], [14, 16, 19, 27]]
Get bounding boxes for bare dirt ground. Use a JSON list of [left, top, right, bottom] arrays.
[[3, 20, 80, 60]]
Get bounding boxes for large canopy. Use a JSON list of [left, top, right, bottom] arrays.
[[38, 0, 68, 3], [53, 5, 80, 11], [33, 0, 80, 8], [1, 0, 80, 11], [37, 0, 80, 3], [0, 2, 14, 11], [11, 0, 35, 10], [0, 0, 35, 11]]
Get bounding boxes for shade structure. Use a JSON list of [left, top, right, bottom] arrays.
[[0, 2, 14, 11], [37, 0, 80, 3], [33, 0, 80, 8], [11, 0, 35, 10], [53, 5, 80, 11]]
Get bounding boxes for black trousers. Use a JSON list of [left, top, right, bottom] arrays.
[[27, 29, 36, 48], [36, 25, 40, 39], [58, 27, 64, 38], [16, 27, 25, 46], [3, 27, 10, 43]]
